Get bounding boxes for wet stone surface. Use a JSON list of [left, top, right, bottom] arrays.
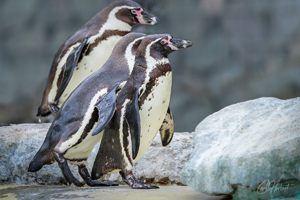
[[0, 185, 223, 200]]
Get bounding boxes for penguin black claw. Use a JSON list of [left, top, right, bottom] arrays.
[[121, 172, 159, 189]]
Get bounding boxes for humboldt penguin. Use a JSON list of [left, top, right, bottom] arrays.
[[91, 34, 192, 189], [28, 32, 148, 187], [37, 0, 159, 118]]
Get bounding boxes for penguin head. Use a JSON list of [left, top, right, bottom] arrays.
[[112, 0, 159, 26], [138, 34, 192, 58], [159, 35, 193, 52]]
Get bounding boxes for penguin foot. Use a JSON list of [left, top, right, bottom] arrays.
[[72, 180, 85, 187], [86, 180, 119, 187], [53, 151, 84, 187], [48, 104, 60, 115], [78, 165, 118, 187], [120, 172, 159, 189]]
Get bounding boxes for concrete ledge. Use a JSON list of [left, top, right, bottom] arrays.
[[0, 185, 223, 200]]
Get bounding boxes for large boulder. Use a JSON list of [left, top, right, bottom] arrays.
[[180, 97, 300, 199], [0, 123, 193, 185]]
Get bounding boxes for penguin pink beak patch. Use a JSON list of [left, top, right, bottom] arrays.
[[160, 36, 179, 51], [131, 8, 159, 25], [131, 8, 147, 24]]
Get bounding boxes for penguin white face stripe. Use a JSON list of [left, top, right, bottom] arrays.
[[138, 38, 169, 99], [89, 6, 136, 45], [57, 88, 108, 153], [125, 37, 145, 73]]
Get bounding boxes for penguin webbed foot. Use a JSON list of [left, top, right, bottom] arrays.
[[78, 165, 118, 187], [48, 104, 60, 115], [53, 151, 84, 187], [71, 179, 84, 187], [120, 171, 159, 189], [86, 180, 119, 187]]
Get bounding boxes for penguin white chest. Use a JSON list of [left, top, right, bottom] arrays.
[[134, 72, 172, 162], [56, 35, 123, 107], [56, 89, 108, 162], [51, 35, 123, 107]]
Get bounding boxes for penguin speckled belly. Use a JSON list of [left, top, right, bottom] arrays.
[[28, 32, 147, 187], [37, 0, 159, 118], [91, 34, 192, 189]]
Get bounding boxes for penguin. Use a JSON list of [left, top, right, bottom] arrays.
[[91, 34, 192, 189], [28, 32, 148, 187], [37, 0, 159, 118]]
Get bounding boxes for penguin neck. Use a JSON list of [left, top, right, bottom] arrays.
[[144, 38, 169, 71], [125, 37, 146, 74], [99, 6, 133, 34], [86, 6, 133, 46]]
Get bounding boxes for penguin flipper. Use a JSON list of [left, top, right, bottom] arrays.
[[55, 36, 89, 102], [92, 85, 119, 136], [159, 107, 174, 146], [124, 89, 140, 160]]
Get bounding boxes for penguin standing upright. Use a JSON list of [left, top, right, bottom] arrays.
[[91, 34, 192, 189], [37, 0, 159, 117], [28, 32, 148, 187]]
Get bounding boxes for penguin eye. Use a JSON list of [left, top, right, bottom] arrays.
[[160, 40, 166, 45], [131, 8, 141, 15]]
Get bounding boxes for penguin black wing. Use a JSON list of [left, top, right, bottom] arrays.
[[159, 107, 174, 146], [124, 88, 140, 159], [92, 84, 119, 136], [55, 37, 89, 102]]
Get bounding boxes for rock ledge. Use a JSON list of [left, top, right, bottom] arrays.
[[0, 123, 193, 185]]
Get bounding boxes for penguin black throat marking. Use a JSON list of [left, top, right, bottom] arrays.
[[85, 30, 129, 56]]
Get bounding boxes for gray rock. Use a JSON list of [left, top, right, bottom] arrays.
[[180, 97, 300, 199], [0, 123, 193, 185], [134, 132, 194, 184]]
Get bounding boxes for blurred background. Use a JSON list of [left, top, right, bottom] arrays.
[[1, 0, 300, 132]]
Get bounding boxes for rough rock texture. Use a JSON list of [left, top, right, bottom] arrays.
[[0, 123, 193, 185], [180, 97, 300, 199]]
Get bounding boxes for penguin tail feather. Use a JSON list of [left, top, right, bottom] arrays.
[[28, 151, 54, 172]]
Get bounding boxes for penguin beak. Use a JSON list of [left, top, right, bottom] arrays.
[[170, 38, 193, 50], [133, 8, 159, 25], [140, 10, 159, 25]]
